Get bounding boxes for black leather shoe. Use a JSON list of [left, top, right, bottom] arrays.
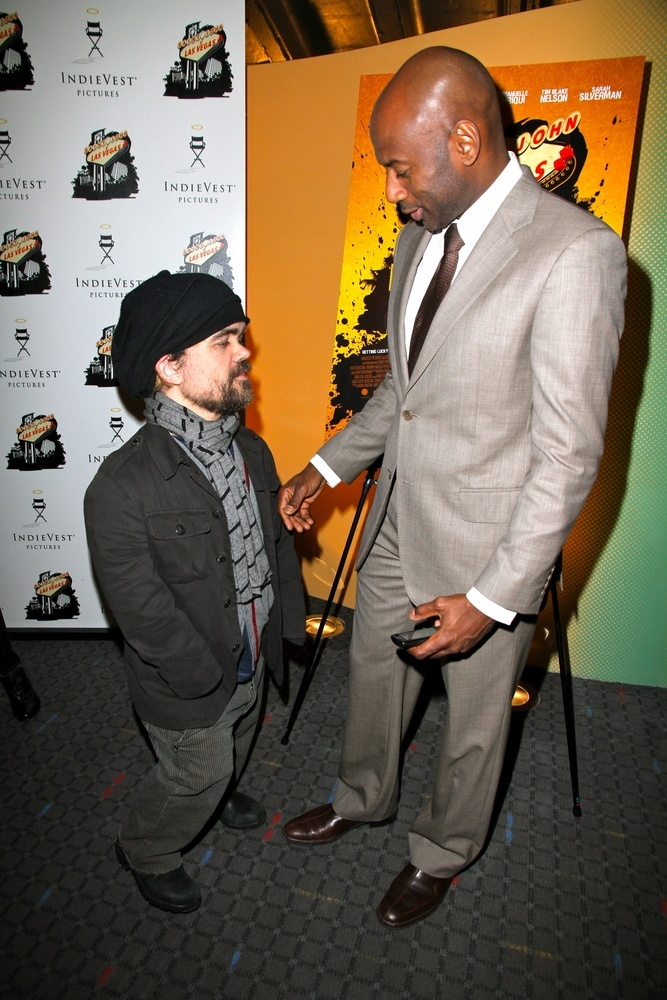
[[220, 790, 267, 829], [115, 840, 201, 913], [1, 664, 40, 721], [282, 804, 362, 844], [377, 863, 452, 927]]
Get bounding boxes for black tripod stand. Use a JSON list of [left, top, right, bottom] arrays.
[[280, 465, 379, 745], [548, 552, 582, 817]]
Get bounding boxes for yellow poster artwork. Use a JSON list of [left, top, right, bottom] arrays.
[[326, 56, 645, 436]]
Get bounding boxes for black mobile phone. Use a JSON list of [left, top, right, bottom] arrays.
[[391, 624, 438, 650]]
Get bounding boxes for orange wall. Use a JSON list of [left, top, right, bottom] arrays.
[[246, 0, 654, 610]]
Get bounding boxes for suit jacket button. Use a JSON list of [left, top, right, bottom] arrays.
[[224, 599, 231, 608], [216, 554, 226, 563], [402, 410, 412, 420], [212, 509, 223, 518], [232, 643, 240, 652], [174, 524, 185, 535]]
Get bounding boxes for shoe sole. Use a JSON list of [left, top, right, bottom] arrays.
[[114, 841, 201, 913], [376, 900, 442, 928], [133, 882, 201, 914], [282, 829, 359, 844], [220, 815, 267, 830]]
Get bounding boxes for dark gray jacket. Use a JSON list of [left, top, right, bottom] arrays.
[[84, 422, 305, 728]]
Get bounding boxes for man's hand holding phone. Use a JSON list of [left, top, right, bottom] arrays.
[[392, 595, 495, 660]]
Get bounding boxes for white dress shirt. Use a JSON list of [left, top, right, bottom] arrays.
[[312, 153, 524, 625]]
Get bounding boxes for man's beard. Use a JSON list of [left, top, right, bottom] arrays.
[[184, 360, 253, 418]]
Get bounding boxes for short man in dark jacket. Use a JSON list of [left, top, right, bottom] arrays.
[[84, 271, 305, 913]]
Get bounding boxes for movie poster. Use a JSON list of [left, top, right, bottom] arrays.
[[327, 56, 645, 436]]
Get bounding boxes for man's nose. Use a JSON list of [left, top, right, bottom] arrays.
[[385, 173, 407, 205]]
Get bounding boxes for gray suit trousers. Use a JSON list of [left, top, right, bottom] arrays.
[[120, 658, 264, 874], [333, 493, 535, 878]]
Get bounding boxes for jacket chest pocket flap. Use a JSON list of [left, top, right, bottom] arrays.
[[146, 509, 212, 583]]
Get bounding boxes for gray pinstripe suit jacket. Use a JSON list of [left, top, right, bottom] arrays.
[[320, 168, 627, 616]]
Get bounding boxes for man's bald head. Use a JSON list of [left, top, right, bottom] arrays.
[[375, 47, 503, 137], [370, 47, 509, 232]]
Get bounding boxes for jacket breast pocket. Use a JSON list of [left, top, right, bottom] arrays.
[[146, 509, 212, 583], [458, 488, 522, 524]]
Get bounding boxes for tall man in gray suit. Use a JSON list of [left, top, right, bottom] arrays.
[[278, 47, 627, 928]]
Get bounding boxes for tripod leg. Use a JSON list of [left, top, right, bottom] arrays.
[[280, 467, 378, 745], [550, 564, 582, 817]]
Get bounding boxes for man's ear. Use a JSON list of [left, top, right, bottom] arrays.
[[154, 353, 183, 388], [450, 119, 481, 167]]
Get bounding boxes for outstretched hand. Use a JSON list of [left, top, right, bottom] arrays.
[[407, 594, 495, 660], [278, 463, 326, 532]]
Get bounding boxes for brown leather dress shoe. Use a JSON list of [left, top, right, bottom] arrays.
[[376, 863, 452, 928], [282, 803, 362, 844]]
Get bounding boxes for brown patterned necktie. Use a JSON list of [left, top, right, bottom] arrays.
[[407, 223, 464, 377]]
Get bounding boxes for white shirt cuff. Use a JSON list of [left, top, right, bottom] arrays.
[[467, 587, 516, 626], [310, 453, 341, 488]]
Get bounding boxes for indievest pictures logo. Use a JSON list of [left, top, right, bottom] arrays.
[[85, 324, 116, 386], [6, 411, 66, 469], [25, 570, 80, 620], [0, 229, 51, 295], [164, 21, 233, 99], [60, 12, 137, 99], [180, 231, 234, 286], [7, 487, 78, 550], [0, 11, 34, 90], [72, 127, 139, 200]]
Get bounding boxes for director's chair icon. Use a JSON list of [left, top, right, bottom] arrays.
[[109, 414, 124, 443], [0, 131, 12, 164], [86, 21, 103, 58], [32, 497, 47, 523], [15, 328, 30, 357], [190, 134, 206, 168], [99, 233, 114, 265]]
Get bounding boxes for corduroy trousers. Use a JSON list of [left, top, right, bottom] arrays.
[[119, 658, 264, 874]]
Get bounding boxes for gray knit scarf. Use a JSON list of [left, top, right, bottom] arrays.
[[145, 392, 273, 678]]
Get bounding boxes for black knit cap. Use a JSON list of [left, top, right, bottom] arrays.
[[112, 270, 249, 398]]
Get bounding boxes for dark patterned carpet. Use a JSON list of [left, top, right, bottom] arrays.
[[2, 603, 666, 1000]]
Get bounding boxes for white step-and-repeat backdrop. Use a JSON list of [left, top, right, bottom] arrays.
[[1, 2, 246, 629]]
